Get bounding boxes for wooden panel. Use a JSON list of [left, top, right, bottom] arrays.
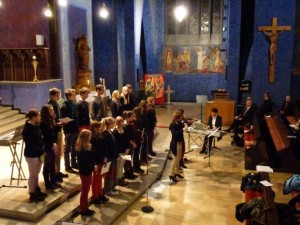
[[205, 100, 235, 126]]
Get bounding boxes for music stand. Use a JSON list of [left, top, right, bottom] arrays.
[[203, 127, 220, 167], [140, 129, 154, 213]]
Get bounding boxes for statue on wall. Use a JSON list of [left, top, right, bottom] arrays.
[[76, 35, 91, 70]]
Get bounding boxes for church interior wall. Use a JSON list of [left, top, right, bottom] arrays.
[[250, 0, 296, 108], [92, 0, 119, 91], [0, 0, 49, 48]]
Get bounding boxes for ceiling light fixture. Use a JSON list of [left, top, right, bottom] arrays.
[[58, 0, 67, 7], [174, 5, 188, 22], [44, 3, 53, 17], [99, 3, 109, 19]]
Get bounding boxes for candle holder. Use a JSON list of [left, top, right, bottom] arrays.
[[32, 56, 39, 82]]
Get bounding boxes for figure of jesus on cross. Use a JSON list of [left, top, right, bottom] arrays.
[[258, 17, 291, 83]]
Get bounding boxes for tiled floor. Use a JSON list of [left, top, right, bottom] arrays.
[[0, 103, 292, 225]]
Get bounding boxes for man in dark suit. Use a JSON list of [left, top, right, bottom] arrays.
[[200, 108, 222, 154], [226, 98, 255, 139], [280, 95, 295, 117]]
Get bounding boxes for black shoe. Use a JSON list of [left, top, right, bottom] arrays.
[[55, 176, 63, 183], [167, 156, 173, 160], [133, 168, 144, 173], [57, 172, 68, 178], [46, 184, 59, 190], [52, 182, 62, 188], [175, 174, 184, 179], [92, 198, 106, 204], [200, 150, 206, 154], [148, 156, 152, 161], [100, 195, 109, 202], [149, 151, 156, 156], [29, 192, 45, 202], [81, 209, 95, 216], [71, 164, 79, 170], [35, 187, 48, 198], [180, 164, 187, 169], [66, 168, 75, 173], [169, 175, 178, 183], [124, 172, 137, 180]]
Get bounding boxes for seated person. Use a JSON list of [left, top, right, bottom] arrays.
[[257, 91, 274, 119], [226, 98, 255, 139], [276, 174, 300, 225], [280, 95, 295, 117], [200, 108, 222, 154]]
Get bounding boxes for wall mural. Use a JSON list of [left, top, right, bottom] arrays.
[[164, 46, 226, 74]]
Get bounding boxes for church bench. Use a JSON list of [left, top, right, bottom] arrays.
[[244, 114, 269, 170], [286, 107, 300, 125], [244, 172, 280, 225], [264, 115, 290, 151]]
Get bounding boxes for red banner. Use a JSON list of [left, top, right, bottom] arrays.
[[144, 74, 165, 105]]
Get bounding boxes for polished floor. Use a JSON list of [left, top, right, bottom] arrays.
[[0, 103, 292, 225]]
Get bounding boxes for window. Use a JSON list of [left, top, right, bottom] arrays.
[[165, 0, 223, 46]]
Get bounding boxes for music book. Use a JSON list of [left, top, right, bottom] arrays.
[[259, 180, 273, 187], [256, 165, 273, 173], [101, 161, 111, 175], [59, 117, 74, 123]]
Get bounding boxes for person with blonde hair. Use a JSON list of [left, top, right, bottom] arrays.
[[112, 116, 130, 186], [76, 129, 96, 216], [110, 90, 122, 118], [169, 110, 186, 183]]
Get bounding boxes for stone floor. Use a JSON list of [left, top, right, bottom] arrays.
[[0, 103, 292, 225]]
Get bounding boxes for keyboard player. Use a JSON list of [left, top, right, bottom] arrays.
[[200, 108, 222, 154]]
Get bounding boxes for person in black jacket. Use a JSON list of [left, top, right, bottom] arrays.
[[77, 87, 91, 131], [200, 108, 222, 154], [90, 121, 109, 204], [22, 109, 47, 202], [48, 88, 68, 181], [76, 129, 96, 216], [102, 117, 119, 196], [112, 116, 130, 186], [110, 90, 122, 118], [169, 110, 187, 183], [61, 88, 79, 172], [226, 98, 255, 138], [40, 104, 61, 190], [257, 91, 274, 119], [280, 95, 295, 119]]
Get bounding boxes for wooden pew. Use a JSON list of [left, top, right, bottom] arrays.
[[264, 115, 290, 151], [244, 114, 269, 170], [286, 107, 300, 125], [244, 172, 280, 225], [264, 109, 300, 173]]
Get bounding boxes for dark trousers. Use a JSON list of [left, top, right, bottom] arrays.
[[133, 145, 141, 169], [147, 129, 154, 154], [104, 159, 117, 193], [43, 149, 56, 187], [64, 132, 78, 170], [80, 174, 92, 213]]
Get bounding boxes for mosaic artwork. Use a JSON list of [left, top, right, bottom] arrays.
[[163, 46, 226, 74]]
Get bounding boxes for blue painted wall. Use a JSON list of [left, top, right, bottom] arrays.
[[249, 0, 296, 108]]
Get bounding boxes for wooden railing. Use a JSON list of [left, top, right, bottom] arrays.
[[0, 48, 50, 81]]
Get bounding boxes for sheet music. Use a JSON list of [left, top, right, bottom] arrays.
[[101, 161, 111, 175]]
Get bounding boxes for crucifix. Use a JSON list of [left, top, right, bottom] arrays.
[[258, 17, 291, 83], [164, 85, 175, 107]]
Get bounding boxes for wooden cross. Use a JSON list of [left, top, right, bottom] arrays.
[[164, 85, 175, 106], [258, 17, 291, 83]]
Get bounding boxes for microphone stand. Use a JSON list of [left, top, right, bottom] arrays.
[[141, 129, 154, 213]]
